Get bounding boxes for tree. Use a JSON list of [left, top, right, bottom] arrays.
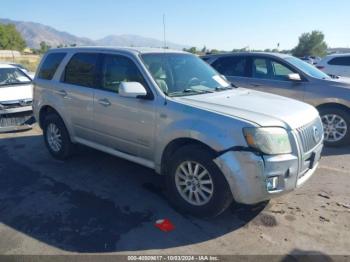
[[0, 24, 26, 51], [292, 31, 327, 57], [183, 47, 198, 54], [209, 49, 220, 54], [39, 41, 51, 54]]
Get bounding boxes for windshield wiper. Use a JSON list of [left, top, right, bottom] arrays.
[[215, 82, 238, 91], [215, 85, 234, 91], [169, 88, 214, 97]]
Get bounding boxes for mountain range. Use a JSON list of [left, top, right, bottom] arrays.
[[0, 18, 189, 50]]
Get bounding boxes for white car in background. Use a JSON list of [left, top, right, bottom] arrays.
[[0, 64, 34, 132], [0, 62, 35, 79], [317, 53, 350, 77]]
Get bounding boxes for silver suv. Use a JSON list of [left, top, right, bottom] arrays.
[[33, 47, 323, 217], [202, 52, 350, 147]]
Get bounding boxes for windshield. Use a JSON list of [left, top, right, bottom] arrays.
[[285, 56, 331, 80], [141, 53, 231, 97], [0, 67, 32, 86]]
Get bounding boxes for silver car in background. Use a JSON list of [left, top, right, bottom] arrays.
[[203, 52, 350, 146], [0, 64, 34, 132], [34, 47, 323, 217]]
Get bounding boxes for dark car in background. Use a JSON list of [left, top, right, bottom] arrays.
[[202, 52, 350, 146]]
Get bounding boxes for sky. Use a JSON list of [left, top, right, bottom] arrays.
[[1, 0, 350, 50]]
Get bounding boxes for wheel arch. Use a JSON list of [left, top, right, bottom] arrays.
[[39, 105, 60, 128], [316, 102, 350, 113], [160, 138, 217, 175], [38, 105, 73, 141]]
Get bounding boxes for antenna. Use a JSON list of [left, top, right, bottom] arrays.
[[163, 14, 167, 49]]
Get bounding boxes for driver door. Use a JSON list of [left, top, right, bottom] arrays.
[[91, 54, 156, 160]]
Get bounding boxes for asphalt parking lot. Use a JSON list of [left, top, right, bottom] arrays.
[[0, 126, 349, 256]]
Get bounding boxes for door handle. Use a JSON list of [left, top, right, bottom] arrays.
[[56, 90, 68, 97], [251, 84, 262, 87], [98, 98, 111, 107]]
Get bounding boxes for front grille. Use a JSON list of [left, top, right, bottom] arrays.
[[0, 112, 34, 128], [0, 100, 32, 109], [297, 117, 324, 153]]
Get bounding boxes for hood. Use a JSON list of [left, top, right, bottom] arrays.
[[328, 76, 350, 87], [0, 84, 33, 102], [175, 88, 319, 130]]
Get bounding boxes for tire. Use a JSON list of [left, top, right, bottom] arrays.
[[319, 107, 350, 147], [165, 145, 233, 217], [43, 113, 74, 160]]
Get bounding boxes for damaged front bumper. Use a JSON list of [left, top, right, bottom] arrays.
[[214, 142, 323, 205], [0, 106, 35, 133]]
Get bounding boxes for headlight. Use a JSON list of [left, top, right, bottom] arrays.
[[243, 127, 292, 155]]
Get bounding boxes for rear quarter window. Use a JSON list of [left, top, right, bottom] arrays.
[[38, 53, 66, 80], [328, 56, 350, 66], [212, 56, 247, 77]]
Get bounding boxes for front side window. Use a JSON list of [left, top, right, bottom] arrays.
[[271, 60, 295, 80], [212, 56, 247, 77], [328, 56, 350, 66], [252, 58, 297, 81], [100, 55, 146, 93], [38, 52, 66, 80], [141, 53, 230, 97], [64, 53, 98, 87], [0, 67, 31, 86]]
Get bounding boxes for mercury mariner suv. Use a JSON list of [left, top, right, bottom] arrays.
[[33, 47, 324, 217]]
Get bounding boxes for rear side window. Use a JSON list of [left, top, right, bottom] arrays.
[[328, 56, 350, 66], [64, 53, 98, 87], [252, 58, 269, 78], [212, 56, 247, 77], [38, 53, 66, 80]]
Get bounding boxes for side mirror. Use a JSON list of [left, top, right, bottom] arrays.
[[119, 82, 147, 98], [288, 73, 302, 81]]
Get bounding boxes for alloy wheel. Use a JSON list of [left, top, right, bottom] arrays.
[[321, 114, 348, 142], [46, 123, 62, 152], [175, 161, 214, 206]]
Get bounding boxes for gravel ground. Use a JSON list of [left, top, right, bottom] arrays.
[[0, 126, 349, 256]]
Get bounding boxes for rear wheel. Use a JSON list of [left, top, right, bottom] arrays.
[[165, 145, 233, 217], [319, 107, 350, 147], [43, 113, 74, 160]]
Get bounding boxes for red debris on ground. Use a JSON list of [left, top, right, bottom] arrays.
[[155, 219, 175, 232]]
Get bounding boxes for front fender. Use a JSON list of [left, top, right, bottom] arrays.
[[154, 118, 246, 172]]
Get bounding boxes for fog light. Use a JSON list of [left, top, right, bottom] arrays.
[[266, 176, 279, 191]]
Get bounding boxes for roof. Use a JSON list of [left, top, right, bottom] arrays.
[[201, 52, 293, 59], [326, 52, 350, 57], [46, 46, 187, 55]]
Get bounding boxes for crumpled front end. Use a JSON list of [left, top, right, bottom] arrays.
[[214, 119, 324, 205], [0, 99, 34, 132]]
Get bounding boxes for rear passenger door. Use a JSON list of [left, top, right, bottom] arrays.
[[57, 52, 98, 140], [211, 56, 249, 87], [92, 53, 156, 160], [246, 57, 305, 100]]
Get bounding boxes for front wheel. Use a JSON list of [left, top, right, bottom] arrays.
[[165, 145, 233, 217], [319, 107, 350, 147]]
